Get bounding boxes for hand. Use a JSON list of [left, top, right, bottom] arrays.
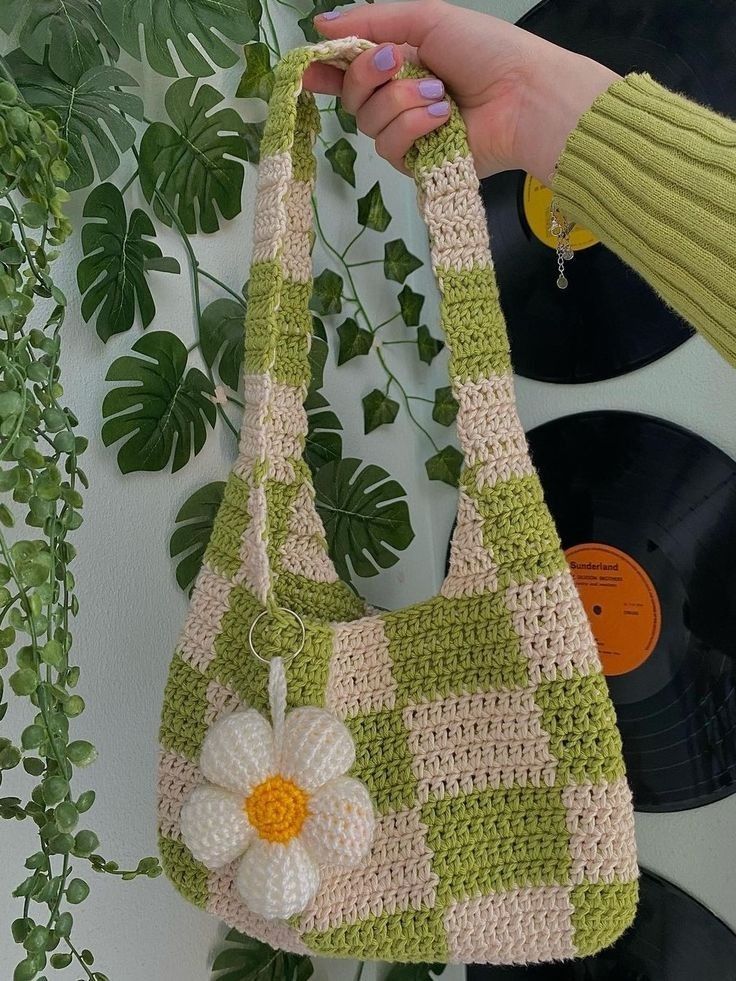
[[303, 0, 621, 184]]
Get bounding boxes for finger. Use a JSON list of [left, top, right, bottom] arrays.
[[314, 0, 448, 48], [340, 43, 406, 115], [356, 76, 446, 138], [302, 62, 346, 96], [375, 101, 451, 175]]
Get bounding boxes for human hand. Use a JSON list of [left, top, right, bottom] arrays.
[[303, 0, 621, 184]]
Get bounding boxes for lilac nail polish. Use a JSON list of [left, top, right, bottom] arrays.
[[427, 100, 450, 117], [419, 79, 444, 100], [373, 46, 396, 71], [320, 9, 342, 18]]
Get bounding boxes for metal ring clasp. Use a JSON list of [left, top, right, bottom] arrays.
[[247, 606, 306, 666]]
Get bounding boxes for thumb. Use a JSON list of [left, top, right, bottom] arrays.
[[314, 0, 448, 49]]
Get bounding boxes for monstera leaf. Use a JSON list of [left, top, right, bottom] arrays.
[[314, 458, 414, 580], [78, 183, 180, 341], [139, 77, 250, 234], [385, 964, 446, 981], [211, 930, 314, 981], [101, 0, 259, 77], [305, 409, 342, 474], [102, 331, 216, 474], [200, 297, 246, 390], [170, 481, 225, 592], [6, 50, 142, 191], [0, 0, 119, 82]]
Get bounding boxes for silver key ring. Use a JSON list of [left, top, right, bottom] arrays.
[[248, 606, 306, 665]]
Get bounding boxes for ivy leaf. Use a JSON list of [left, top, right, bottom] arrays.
[[6, 51, 143, 191], [236, 42, 274, 102], [337, 317, 372, 365], [398, 284, 425, 326], [101, 0, 259, 78], [314, 458, 414, 580], [432, 386, 458, 426], [102, 331, 216, 474], [357, 181, 391, 232], [0, 0, 119, 83], [170, 481, 225, 592], [385, 965, 446, 981], [417, 324, 445, 365], [77, 183, 180, 342], [325, 138, 356, 187], [200, 298, 246, 391], [309, 268, 343, 316], [335, 98, 356, 134], [306, 317, 328, 408], [384, 238, 423, 283], [305, 409, 342, 474], [211, 930, 314, 981], [139, 77, 250, 235], [362, 389, 399, 433], [425, 445, 463, 486]]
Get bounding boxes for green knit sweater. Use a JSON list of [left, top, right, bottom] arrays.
[[551, 71, 736, 369]]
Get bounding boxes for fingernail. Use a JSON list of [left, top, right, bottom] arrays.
[[427, 100, 450, 117], [373, 45, 396, 71], [419, 79, 444, 100], [318, 9, 342, 18]]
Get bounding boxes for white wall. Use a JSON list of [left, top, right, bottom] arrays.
[[2, 1, 736, 977]]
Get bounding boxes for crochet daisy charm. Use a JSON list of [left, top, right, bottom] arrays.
[[179, 657, 376, 920]]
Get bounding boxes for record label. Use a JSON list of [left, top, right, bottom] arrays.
[[566, 542, 662, 676], [521, 175, 598, 251]]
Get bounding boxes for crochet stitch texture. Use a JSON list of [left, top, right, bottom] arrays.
[[157, 37, 639, 965]]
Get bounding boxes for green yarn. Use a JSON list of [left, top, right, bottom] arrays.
[[571, 881, 639, 956], [423, 785, 571, 902], [384, 592, 528, 707], [159, 655, 209, 759], [204, 472, 251, 579], [536, 674, 627, 785], [159, 835, 209, 908], [303, 907, 449, 963], [346, 708, 418, 814], [439, 265, 512, 381]]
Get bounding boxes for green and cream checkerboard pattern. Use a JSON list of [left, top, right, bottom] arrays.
[[157, 38, 639, 964]]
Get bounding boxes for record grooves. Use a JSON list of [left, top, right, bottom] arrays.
[[480, 0, 736, 382], [525, 411, 736, 812], [466, 869, 736, 979]]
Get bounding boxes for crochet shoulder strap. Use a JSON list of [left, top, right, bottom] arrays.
[[239, 37, 524, 610]]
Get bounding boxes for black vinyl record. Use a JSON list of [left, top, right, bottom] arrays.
[[466, 869, 736, 980], [481, 0, 736, 383], [525, 411, 736, 811]]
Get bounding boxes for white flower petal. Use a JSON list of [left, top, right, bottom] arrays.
[[302, 776, 375, 867], [199, 709, 274, 795], [236, 838, 319, 919], [180, 784, 253, 869], [280, 707, 355, 791]]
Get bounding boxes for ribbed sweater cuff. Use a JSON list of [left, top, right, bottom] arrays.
[[551, 72, 736, 368]]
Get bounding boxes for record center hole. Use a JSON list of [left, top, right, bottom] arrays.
[[592, 605, 603, 615]]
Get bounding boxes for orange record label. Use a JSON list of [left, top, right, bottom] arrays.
[[564, 543, 661, 676], [522, 174, 599, 251]]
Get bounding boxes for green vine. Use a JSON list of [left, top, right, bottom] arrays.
[[1, 0, 465, 976]]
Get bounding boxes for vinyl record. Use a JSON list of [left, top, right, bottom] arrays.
[[443, 411, 736, 809], [466, 869, 736, 980], [524, 411, 736, 811], [481, 0, 736, 382]]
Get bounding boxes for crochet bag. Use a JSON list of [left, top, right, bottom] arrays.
[[157, 37, 639, 966]]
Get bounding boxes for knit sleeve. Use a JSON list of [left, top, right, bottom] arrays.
[[550, 71, 736, 369]]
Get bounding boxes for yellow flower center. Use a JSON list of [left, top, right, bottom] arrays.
[[245, 775, 310, 844]]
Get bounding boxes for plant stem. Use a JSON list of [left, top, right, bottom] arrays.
[[65, 936, 96, 980], [120, 169, 139, 196], [376, 346, 439, 451], [198, 268, 247, 307], [340, 226, 365, 258], [347, 258, 382, 268], [261, 1, 282, 58]]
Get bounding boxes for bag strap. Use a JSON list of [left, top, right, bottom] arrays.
[[238, 37, 524, 611]]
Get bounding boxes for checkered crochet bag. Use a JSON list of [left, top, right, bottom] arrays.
[[157, 37, 639, 965]]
